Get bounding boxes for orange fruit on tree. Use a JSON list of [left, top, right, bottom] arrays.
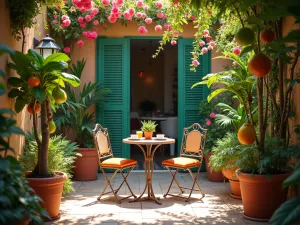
[[248, 54, 272, 77], [238, 123, 256, 145], [27, 103, 41, 114], [48, 120, 56, 134], [28, 76, 40, 87], [52, 86, 67, 104], [260, 29, 275, 44], [235, 27, 255, 46]]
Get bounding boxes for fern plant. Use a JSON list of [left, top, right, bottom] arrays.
[[20, 133, 80, 194], [54, 59, 109, 147]]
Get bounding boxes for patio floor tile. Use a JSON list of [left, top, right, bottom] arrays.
[[45, 172, 268, 225]]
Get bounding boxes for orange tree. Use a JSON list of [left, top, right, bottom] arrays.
[[7, 50, 80, 177]]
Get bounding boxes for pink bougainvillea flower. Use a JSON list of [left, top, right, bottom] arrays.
[[85, 15, 92, 22], [206, 119, 212, 126], [108, 15, 117, 23], [145, 18, 152, 24], [192, 59, 200, 67], [114, 0, 124, 7], [232, 48, 241, 55], [201, 47, 208, 54], [210, 112, 216, 118], [233, 61, 239, 67], [111, 6, 119, 14], [199, 41, 205, 47], [144, 5, 149, 11], [203, 29, 209, 36], [208, 45, 213, 50], [123, 10, 132, 19], [61, 15, 69, 21], [171, 40, 177, 45], [80, 7, 86, 12], [128, 8, 135, 15], [206, 36, 212, 42], [190, 15, 196, 21], [157, 12, 164, 19], [163, 23, 169, 29], [102, 0, 110, 6], [56, 5, 61, 10], [53, 20, 58, 24], [83, 31, 88, 36], [136, 0, 144, 8], [210, 41, 216, 47], [155, 1, 163, 8], [78, 16, 84, 23], [63, 47, 71, 53], [72, 0, 79, 4], [155, 25, 162, 32], [136, 12, 142, 18], [138, 26, 148, 35], [63, 19, 71, 27], [80, 22, 86, 28], [163, 14, 167, 19], [116, 12, 121, 18], [53, 14, 58, 19], [167, 26, 172, 31], [93, 20, 99, 25], [141, 13, 146, 19], [77, 40, 84, 46]]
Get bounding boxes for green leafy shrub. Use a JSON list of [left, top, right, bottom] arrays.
[[141, 120, 158, 132], [20, 134, 80, 194]]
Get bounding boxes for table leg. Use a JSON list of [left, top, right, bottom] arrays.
[[130, 144, 162, 204]]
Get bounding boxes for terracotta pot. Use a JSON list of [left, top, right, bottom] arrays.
[[144, 131, 153, 139], [237, 171, 290, 221], [204, 153, 224, 182], [72, 148, 98, 181], [222, 168, 241, 199], [26, 172, 66, 221]]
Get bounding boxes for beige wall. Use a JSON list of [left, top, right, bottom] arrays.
[[0, 2, 47, 156]]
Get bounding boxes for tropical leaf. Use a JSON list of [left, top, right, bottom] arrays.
[[283, 163, 300, 188], [58, 72, 80, 87], [0, 45, 14, 56], [27, 49, 43, 67], [44, 53, 70, 65], [32, 87, 46, 103], [7, 77, 23, 87], [42, 61, 68, 73]]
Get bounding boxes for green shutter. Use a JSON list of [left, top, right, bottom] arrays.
[[96, 38, 130, 158], [178, 38, 210, 154]]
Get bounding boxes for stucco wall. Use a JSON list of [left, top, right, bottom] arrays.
[[0, 2, 47, 156]]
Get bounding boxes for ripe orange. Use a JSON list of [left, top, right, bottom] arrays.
[[48, 120, 56, 134], [248, 54, 272, 77], [52, 87, 67, 104], [28, 76, 40, 87], [260, 29, 275, 44], [27, 103, 41, 114], [238, 123, 256, 145]]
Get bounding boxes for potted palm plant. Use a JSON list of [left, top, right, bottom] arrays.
[[7, 48, 80, 220], [141, 120, 158, 139], [54, 58, 109, 181]]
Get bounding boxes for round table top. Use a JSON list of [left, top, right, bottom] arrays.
[[123, 137, 175, 145]]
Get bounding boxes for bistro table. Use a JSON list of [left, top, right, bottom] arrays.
[[123, 137, 175, 204]]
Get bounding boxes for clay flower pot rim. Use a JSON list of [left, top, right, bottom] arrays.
[[236, 169, 290, 181], [25, 171, 67, 182]]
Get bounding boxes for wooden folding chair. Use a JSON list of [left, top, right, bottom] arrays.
[[93, 124, 137, 204], [162, 123, 207, 202]]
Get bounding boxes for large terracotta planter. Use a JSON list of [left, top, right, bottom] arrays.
[[72, 148, 98, 181], [144, 131, 153, 139], [237, 171, 290, 221], [222, 168, 241, 199], [204, 153, 224, 182], [26, 172, 66, 221]]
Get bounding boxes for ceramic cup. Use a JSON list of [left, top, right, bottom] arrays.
[[156, 134, 165, 139], [131, 134, 138, 139]]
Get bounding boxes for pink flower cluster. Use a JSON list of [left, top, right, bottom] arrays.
[[138, 26, 148, 35], [61, 15, 71, 28], [205, 112, 215, 126], [232, 48, 241, 55], [108, 0, 125, 23], [155, 1, 163, 8], [83, 31, 98, 40], [72, 0, 93, 12]]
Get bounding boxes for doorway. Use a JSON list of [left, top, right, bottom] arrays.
[[129, 39, 178, 170]]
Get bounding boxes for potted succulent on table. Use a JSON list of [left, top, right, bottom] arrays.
[[141, 120, 158, 139], [7, 48, 80, 220], [0, 45, 48, 225], [54, 59, 109, 181]]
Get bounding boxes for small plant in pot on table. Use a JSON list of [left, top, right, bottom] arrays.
[[141, 120, 158, 139], [7, 48, 80, 220], [54, 58, 109, 181]]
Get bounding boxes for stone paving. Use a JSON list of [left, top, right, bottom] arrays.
[[46, 172, 267, 225]]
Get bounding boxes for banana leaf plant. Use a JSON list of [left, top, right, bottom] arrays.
[[54, 59, 109, 147], [7, 50, 80, 177]]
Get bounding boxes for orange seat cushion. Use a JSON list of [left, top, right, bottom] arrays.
[[101, 158, 137, 168], [162, 157, 200, 169]]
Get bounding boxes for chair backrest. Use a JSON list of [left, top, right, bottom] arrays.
[[160, 117, 178, 138], [93, 124, 114, 160], [180, 123, 207, 159]]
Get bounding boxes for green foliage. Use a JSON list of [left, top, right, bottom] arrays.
[[0, 156, 49, 225], [20, 133, 80, 195], [141, 120, 158, 132], [199, 92, 233, 153], [210, 132, 241, 172], [270, 163, 300, 225]]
